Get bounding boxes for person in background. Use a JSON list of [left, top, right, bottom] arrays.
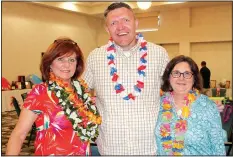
[[200, 61, 211, 96], [83, 2, 169, 155], [6, 38, 101, 155], [155, 55, 225, 155]]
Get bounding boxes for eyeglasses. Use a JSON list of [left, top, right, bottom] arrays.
[[170, 70, 193, 79]]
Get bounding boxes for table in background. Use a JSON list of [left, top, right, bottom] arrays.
[[1, 89, 31, 112]]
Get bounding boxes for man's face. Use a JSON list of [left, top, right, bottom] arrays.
[[105, 7, 138, 51]]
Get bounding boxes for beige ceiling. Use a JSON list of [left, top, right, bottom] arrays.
[[31, 1, 231, 18]]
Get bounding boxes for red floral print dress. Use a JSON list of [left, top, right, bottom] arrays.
[[23, 83, 89, 155]]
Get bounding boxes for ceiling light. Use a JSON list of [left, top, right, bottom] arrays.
[[137, 2, 152, 10], [166, 2, 184, 4], [61, 2, 77, 11]]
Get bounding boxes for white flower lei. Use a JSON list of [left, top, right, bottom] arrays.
[[48, 78, 101, 142]]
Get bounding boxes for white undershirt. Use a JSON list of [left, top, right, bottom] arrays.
[[123, 51, 131, 57]]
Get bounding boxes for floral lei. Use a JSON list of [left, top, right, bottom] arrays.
[[160, 90, 199, 155], [106, 33, 147, 100], [48, 72, 102, 143]]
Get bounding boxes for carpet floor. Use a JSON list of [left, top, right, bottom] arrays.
[[1, 111, 35, 155]]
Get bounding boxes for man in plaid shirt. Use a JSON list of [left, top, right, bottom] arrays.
[[83, 2, 169, 155]]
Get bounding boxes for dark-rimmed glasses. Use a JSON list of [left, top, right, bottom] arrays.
[[170, 70, 193, 79]]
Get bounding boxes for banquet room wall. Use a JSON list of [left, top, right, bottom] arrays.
[[2, 2, 232, 88], [2, 2, 102, 82]]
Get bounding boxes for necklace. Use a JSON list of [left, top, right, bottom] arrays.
[[48, 72, 101, 143], [160, 90, 199, 155], [106, 33, 148, 101], [172, 97, 186, 118]]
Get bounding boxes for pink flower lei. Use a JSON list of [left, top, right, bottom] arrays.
[[160, 90, 199, 155], [106, 33, 147, 101]]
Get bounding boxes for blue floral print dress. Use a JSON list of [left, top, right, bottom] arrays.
[[155, 94, 226, 155]]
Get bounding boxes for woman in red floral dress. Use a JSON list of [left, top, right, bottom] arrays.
[[6, 38, 101, 155]]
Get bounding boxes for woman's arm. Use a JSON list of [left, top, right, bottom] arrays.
[[6, 108, 38, 155]]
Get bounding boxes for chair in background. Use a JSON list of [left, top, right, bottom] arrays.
[[224, 124, 233, 156], [11, 97, 21, 116], [211, 88, 217, 97], [21, 92, 28, 101], [11, 97, 36, 147], [91, 143, 100, 156], [221, 101, 233, 156], [220, 88, 227, 97]]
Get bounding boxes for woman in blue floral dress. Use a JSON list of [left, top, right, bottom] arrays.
[[155, 55, 225, 155]]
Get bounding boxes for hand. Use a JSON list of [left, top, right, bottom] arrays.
[[215, 101, 225, 113]]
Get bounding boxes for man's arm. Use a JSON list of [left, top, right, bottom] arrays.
[[82, 51, 95, 90]]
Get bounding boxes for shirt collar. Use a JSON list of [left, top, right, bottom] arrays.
[[113, 41, 140, 58]]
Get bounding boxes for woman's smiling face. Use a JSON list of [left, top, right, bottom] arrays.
[[50, 52, 77, 84], [169, 62, 194, 95]]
